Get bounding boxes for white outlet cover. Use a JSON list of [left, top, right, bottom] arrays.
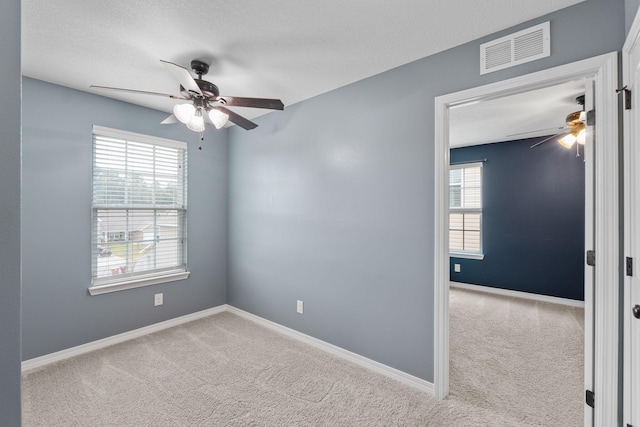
[[154, 293, 163, 306], [454, 264, 461, 273], [296, 300, 304, 314]]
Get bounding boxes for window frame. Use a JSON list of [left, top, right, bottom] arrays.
[[89, 125, 189, 295], [449, 162, 484, 260]]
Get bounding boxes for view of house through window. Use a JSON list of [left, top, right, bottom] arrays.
[[449, 162, 483, 257], [91, 126, 188, 291]]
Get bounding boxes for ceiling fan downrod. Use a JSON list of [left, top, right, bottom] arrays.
[[191, 60, 209, 80]]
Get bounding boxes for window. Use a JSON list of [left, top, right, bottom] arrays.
[[90, 126, 189, 295], [449, 162, 483, 259]]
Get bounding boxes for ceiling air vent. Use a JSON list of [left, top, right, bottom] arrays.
[[480, 21, 550, 75]]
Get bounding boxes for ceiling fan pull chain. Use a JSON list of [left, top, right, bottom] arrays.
[[199, 131, 205, 150]]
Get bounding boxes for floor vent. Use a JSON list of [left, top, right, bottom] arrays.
[[480, 22, 550, 75]]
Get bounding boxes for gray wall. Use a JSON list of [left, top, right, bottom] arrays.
[[227, 0, 625, 382], [0, 0, 21, 424], [627, 0, 640, 32], [21, 78, 228, 360]]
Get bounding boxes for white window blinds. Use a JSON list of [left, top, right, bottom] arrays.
[[91, 126, 188, 291], [449, 162, 483, 255]]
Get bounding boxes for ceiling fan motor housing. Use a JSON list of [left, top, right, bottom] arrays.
[[197, 80, 220, 98], [177, 60, 220, 98], [179, 79, 220, 98], [566, 110, 582, 126]]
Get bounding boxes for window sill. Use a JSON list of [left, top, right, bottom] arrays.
[[450, 252, 485, 260], [89, 270, 190, 296]]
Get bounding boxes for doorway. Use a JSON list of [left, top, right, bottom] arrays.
[[448, 80, 590, 420], [433, 53, 620, 426]]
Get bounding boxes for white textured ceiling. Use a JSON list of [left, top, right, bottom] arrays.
[[22, 0, 585, 131], [450, 79, 588, 147]]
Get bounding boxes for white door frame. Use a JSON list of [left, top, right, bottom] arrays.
[[434, 52, 619, 426], [623, 14, 640, 427]]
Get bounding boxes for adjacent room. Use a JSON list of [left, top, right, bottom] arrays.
[[447, 81, 588, 424], [2, 0, 638, 425]]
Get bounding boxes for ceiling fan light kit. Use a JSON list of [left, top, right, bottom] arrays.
[[529, 95, 586, 153], [173, 103, 196, 123], [558, 109, 586, 150], [558, 132, 578, 149], [90, 58, 284, 148], [208, 109, 229, 129], [186, 109, 205, 133]]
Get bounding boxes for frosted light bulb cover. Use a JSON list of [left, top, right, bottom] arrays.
[[186, 112, 205, 132], [577, 129, 586, 145], [208, 109, 229, 129], [558, 133, 577, 149], [173, 103, 196, 124]]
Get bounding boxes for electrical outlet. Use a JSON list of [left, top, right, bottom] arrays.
[[454, 264, 461, 273], [154, 293, 163, 306], [296, 300, 304, 314]]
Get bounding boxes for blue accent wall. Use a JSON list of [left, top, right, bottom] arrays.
[[450, 137, 585, 301], [21, 78, 229, 360], [0, 0, 21, 424]]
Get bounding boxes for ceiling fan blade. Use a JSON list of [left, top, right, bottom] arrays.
[[529, 131, 569, 148], [213, 106, 258, 130], [160, 60, 202, 96], [507, 126, 564, 138], [90, 85, 186, 99], [160, 114, 179, 124], [217, 96, 284, 110]]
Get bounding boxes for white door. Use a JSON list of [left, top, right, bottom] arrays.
[[623, 17, 640, 427]]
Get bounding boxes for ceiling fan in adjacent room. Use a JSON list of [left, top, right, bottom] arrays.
[[91, 59, 284, 146], [530, 95, 586, 153]]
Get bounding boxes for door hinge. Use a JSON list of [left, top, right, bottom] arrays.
[[586, 389, 595, 408], [617, 86, 632, 110], [627, 257, 633, 276], [586, 250, 595, 267], [586, 109, 596, 126]]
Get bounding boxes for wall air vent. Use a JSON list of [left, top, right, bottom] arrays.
[[480, 22, 550, 75]]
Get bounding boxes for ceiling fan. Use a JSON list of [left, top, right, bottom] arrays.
[[91, 59, 284, 144], [530, 95, 586, 152]]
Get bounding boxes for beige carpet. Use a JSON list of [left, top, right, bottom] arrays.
[[22, 288, 584, 426], [449, 287, 584, 426]]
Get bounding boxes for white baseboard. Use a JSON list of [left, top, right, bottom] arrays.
[[21, 305, 227, 372], [226, 306, 434, 395], [450, 281, 585, 308], [22, 303, 434, 396]]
